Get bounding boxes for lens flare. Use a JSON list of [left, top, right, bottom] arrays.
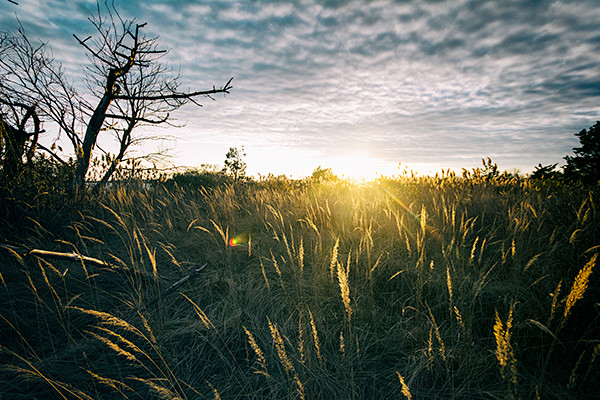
[[379, 184, 442, 241], [228, 233, 248, 247]]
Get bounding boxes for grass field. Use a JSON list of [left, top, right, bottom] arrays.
[[0, 172, 598, 399]]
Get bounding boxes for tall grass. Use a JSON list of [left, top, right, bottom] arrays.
[[0, 173, 598, 399]]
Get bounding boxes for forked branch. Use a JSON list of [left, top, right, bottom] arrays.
[[113, 77, 234, 101]]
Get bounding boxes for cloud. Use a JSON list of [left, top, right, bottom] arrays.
[[1, 0, 599, 175]]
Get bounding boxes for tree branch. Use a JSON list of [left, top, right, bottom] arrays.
[[105, 113, 169, 124], [113, 79, 233, 101], [73, 34, 117, 68], [140, 263, 207, 310], [35, 143, 68, 165]]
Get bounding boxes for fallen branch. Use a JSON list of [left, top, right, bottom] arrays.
[[140, 263, 207, 310], [0, 243, 207, 307], [0, 243, 117, 269], [0, 243, 148, 283]]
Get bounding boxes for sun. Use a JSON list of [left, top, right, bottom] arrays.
[[324, 155, 442, 181], [326, 154, 396, 181]]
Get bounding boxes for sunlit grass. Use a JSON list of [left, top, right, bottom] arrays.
[[0, 171, 598, 399]]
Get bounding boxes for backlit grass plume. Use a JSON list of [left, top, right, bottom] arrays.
[[337, 258, 352, 321], [563, 253, 597, 323], [494, 305, 517, 397], [267, 317, 305, 400], [396, 371, 412, 400], [243, 326, 267, 375]]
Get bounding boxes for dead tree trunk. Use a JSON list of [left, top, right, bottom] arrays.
[[72, 23, 140, 193], [0, 101, 40, 181], [71, 14, 233, 194]]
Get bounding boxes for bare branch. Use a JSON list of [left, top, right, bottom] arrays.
[[105, 113, 169, 124], [34, 142, 68, 165], [73, 34, 117, 68], [113, 79, 233, 101], [0, 243, 134, 274], [140, 263, 207, 310]]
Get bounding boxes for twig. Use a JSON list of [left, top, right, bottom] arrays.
[[140, 263, 207, 310]]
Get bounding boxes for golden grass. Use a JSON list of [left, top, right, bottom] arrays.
[[330, 237, 340, 282], [337, 259, 352, 322], [396, 371, 412, 400], [69, 306, 145, 338], [547, 279, 562, 325], [2, 346, 94, 400], [206, 381, 222, 400], [243, 325, 267, 374], [494, 305, 517, 398], [564, 253, 596, 322], [446, 265, 453, 303], [85, 330, 139, 363], [129, 377, 183, 400], [267, 317, 305, 400], [1, 171, 598, 399], [427, 305, 446, 363], [308, 308, 323, 364], [180, 293, 215, 331]]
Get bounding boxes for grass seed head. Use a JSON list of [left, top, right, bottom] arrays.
[[564, 253, 596, 322]]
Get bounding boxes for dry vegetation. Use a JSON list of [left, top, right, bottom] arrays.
[[0, 172, 598, 399]]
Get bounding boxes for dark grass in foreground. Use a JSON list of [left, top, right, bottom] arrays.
[[0, 174, 599, 399]]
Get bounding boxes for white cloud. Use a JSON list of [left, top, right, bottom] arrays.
[[1, 0, 598, 176]]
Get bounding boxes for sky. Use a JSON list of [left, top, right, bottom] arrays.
[[1, 0, 599, 179]]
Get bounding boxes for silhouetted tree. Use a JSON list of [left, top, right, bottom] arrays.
[[71, 3, 232, 193], [223, 146, 247, 182], [1, 29, 67, 181], [530, 163, 560, 180], [564, 121, 600, 184], [310, 166, 338, 183], [0, 3, 232, 194]]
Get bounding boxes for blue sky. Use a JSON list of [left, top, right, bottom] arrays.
[[2, 0, 599, 178]]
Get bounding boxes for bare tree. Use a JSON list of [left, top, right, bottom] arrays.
[[71, 3, 232, 192], [1, 2, 233, 193], [0, 28, 72, 180], [0, 26, 91, 171]]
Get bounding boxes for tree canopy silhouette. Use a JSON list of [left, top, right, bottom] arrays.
[[564, 121, 600, 184], [223, 146, 247, 183]]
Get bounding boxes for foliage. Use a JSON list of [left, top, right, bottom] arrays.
[[0, 155, 76, 237], [564, 121, 600, 184], [223, 146, 247, 183], [167, 166, 230, 189], [255, 173, 303, 191], [309, 165, 338, 183], [530, 163, 561, 180], [1, 171, 598, 399], [529, 122, 600, 185]]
